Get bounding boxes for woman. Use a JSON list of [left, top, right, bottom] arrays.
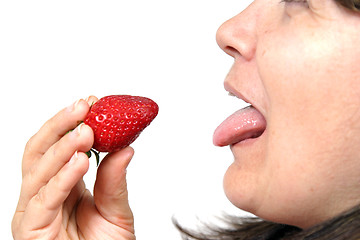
[[12, 0, 360, 239]]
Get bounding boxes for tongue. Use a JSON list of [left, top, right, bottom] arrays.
[[213, 106, 266, 146]]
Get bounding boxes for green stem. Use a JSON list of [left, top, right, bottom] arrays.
[[85, 149, 100, 166]]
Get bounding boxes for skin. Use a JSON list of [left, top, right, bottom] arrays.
[[12, 96, 136, 239], [12, 1, 360, 239], [217, 0, 360, 229]]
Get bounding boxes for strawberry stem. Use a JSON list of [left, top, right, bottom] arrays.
[[88, 149, 100, 166], [67, 122, 100, 167]]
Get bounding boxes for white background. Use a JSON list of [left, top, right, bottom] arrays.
[[1, 1, 253, 239]]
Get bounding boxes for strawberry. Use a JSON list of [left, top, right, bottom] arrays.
[[84, 95, 159, 156]]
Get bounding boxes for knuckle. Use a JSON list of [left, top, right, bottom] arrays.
[[51, 173, 67, 193], [23, 133, 47, 162], [25, 165, 44, 188], [33, 185, 47, 207], [26, 164, 37, 179], [24, 135, 36, 154]]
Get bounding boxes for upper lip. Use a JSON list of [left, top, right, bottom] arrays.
[[224, 81, 265, 117], [225, 83, 251, 104]]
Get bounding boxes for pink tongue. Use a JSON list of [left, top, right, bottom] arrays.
[[213, 106, 266, 146]]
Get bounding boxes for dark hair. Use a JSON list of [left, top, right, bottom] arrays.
[[174, 1, 360, 239], [337, 0, 360, 10], [174, 204, 360, 239]]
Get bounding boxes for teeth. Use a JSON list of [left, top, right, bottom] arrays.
[[227, 91, 251, 106], [228, 91, 236, 97], [228, 91, 241, 100]]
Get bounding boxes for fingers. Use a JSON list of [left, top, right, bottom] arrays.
[[22, 99, 91, 176], [21, 151, 89, 231], [93, 147, 135, 232], [18, 122, 94, 212], [18, 96, 97, 211], [13, 96, 99, 237]]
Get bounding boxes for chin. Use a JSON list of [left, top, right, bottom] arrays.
[[223, 161, 265, 216], [224, 164, 326, 229], [223, 133, 269, 213]]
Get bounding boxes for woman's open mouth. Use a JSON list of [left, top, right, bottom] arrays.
[[213, 105, 266, 147]]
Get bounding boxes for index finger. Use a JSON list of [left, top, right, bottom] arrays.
[[22, 97, 96, 176]]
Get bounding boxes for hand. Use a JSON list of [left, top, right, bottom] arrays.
[[12, 97, 136, 240]]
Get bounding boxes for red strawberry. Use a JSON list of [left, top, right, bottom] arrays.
[[84, 95, 159, 154]]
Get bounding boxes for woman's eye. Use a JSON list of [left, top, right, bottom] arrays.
[[280, 0, 307, 2], [280, 0, 309, 8], [280, 0, 309, 5]]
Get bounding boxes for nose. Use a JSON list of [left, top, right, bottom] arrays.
[[216, 2, 258, 61]]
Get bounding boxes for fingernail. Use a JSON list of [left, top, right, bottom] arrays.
[[66, 99, 81, 112], [85, 96, 95, 107], [70, 123, 83, 137], [85, 96, 91, 104], [69, 151, 78, 165], [76, 123, 84, 136]]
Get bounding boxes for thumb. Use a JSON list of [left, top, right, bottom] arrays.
[[93, 146, 135, 232]]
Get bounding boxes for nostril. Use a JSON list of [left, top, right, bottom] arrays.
[[224, 46, 240, 58]]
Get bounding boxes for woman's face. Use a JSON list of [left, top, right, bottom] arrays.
[[215, 0, 360, 228]]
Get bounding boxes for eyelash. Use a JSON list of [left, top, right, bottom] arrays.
[[280, 0, 309, 8], [280, 0, 308, 4]]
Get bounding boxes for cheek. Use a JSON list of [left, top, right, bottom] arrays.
[[257, 29, 360, 160], [250, 26, 360, 222]]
